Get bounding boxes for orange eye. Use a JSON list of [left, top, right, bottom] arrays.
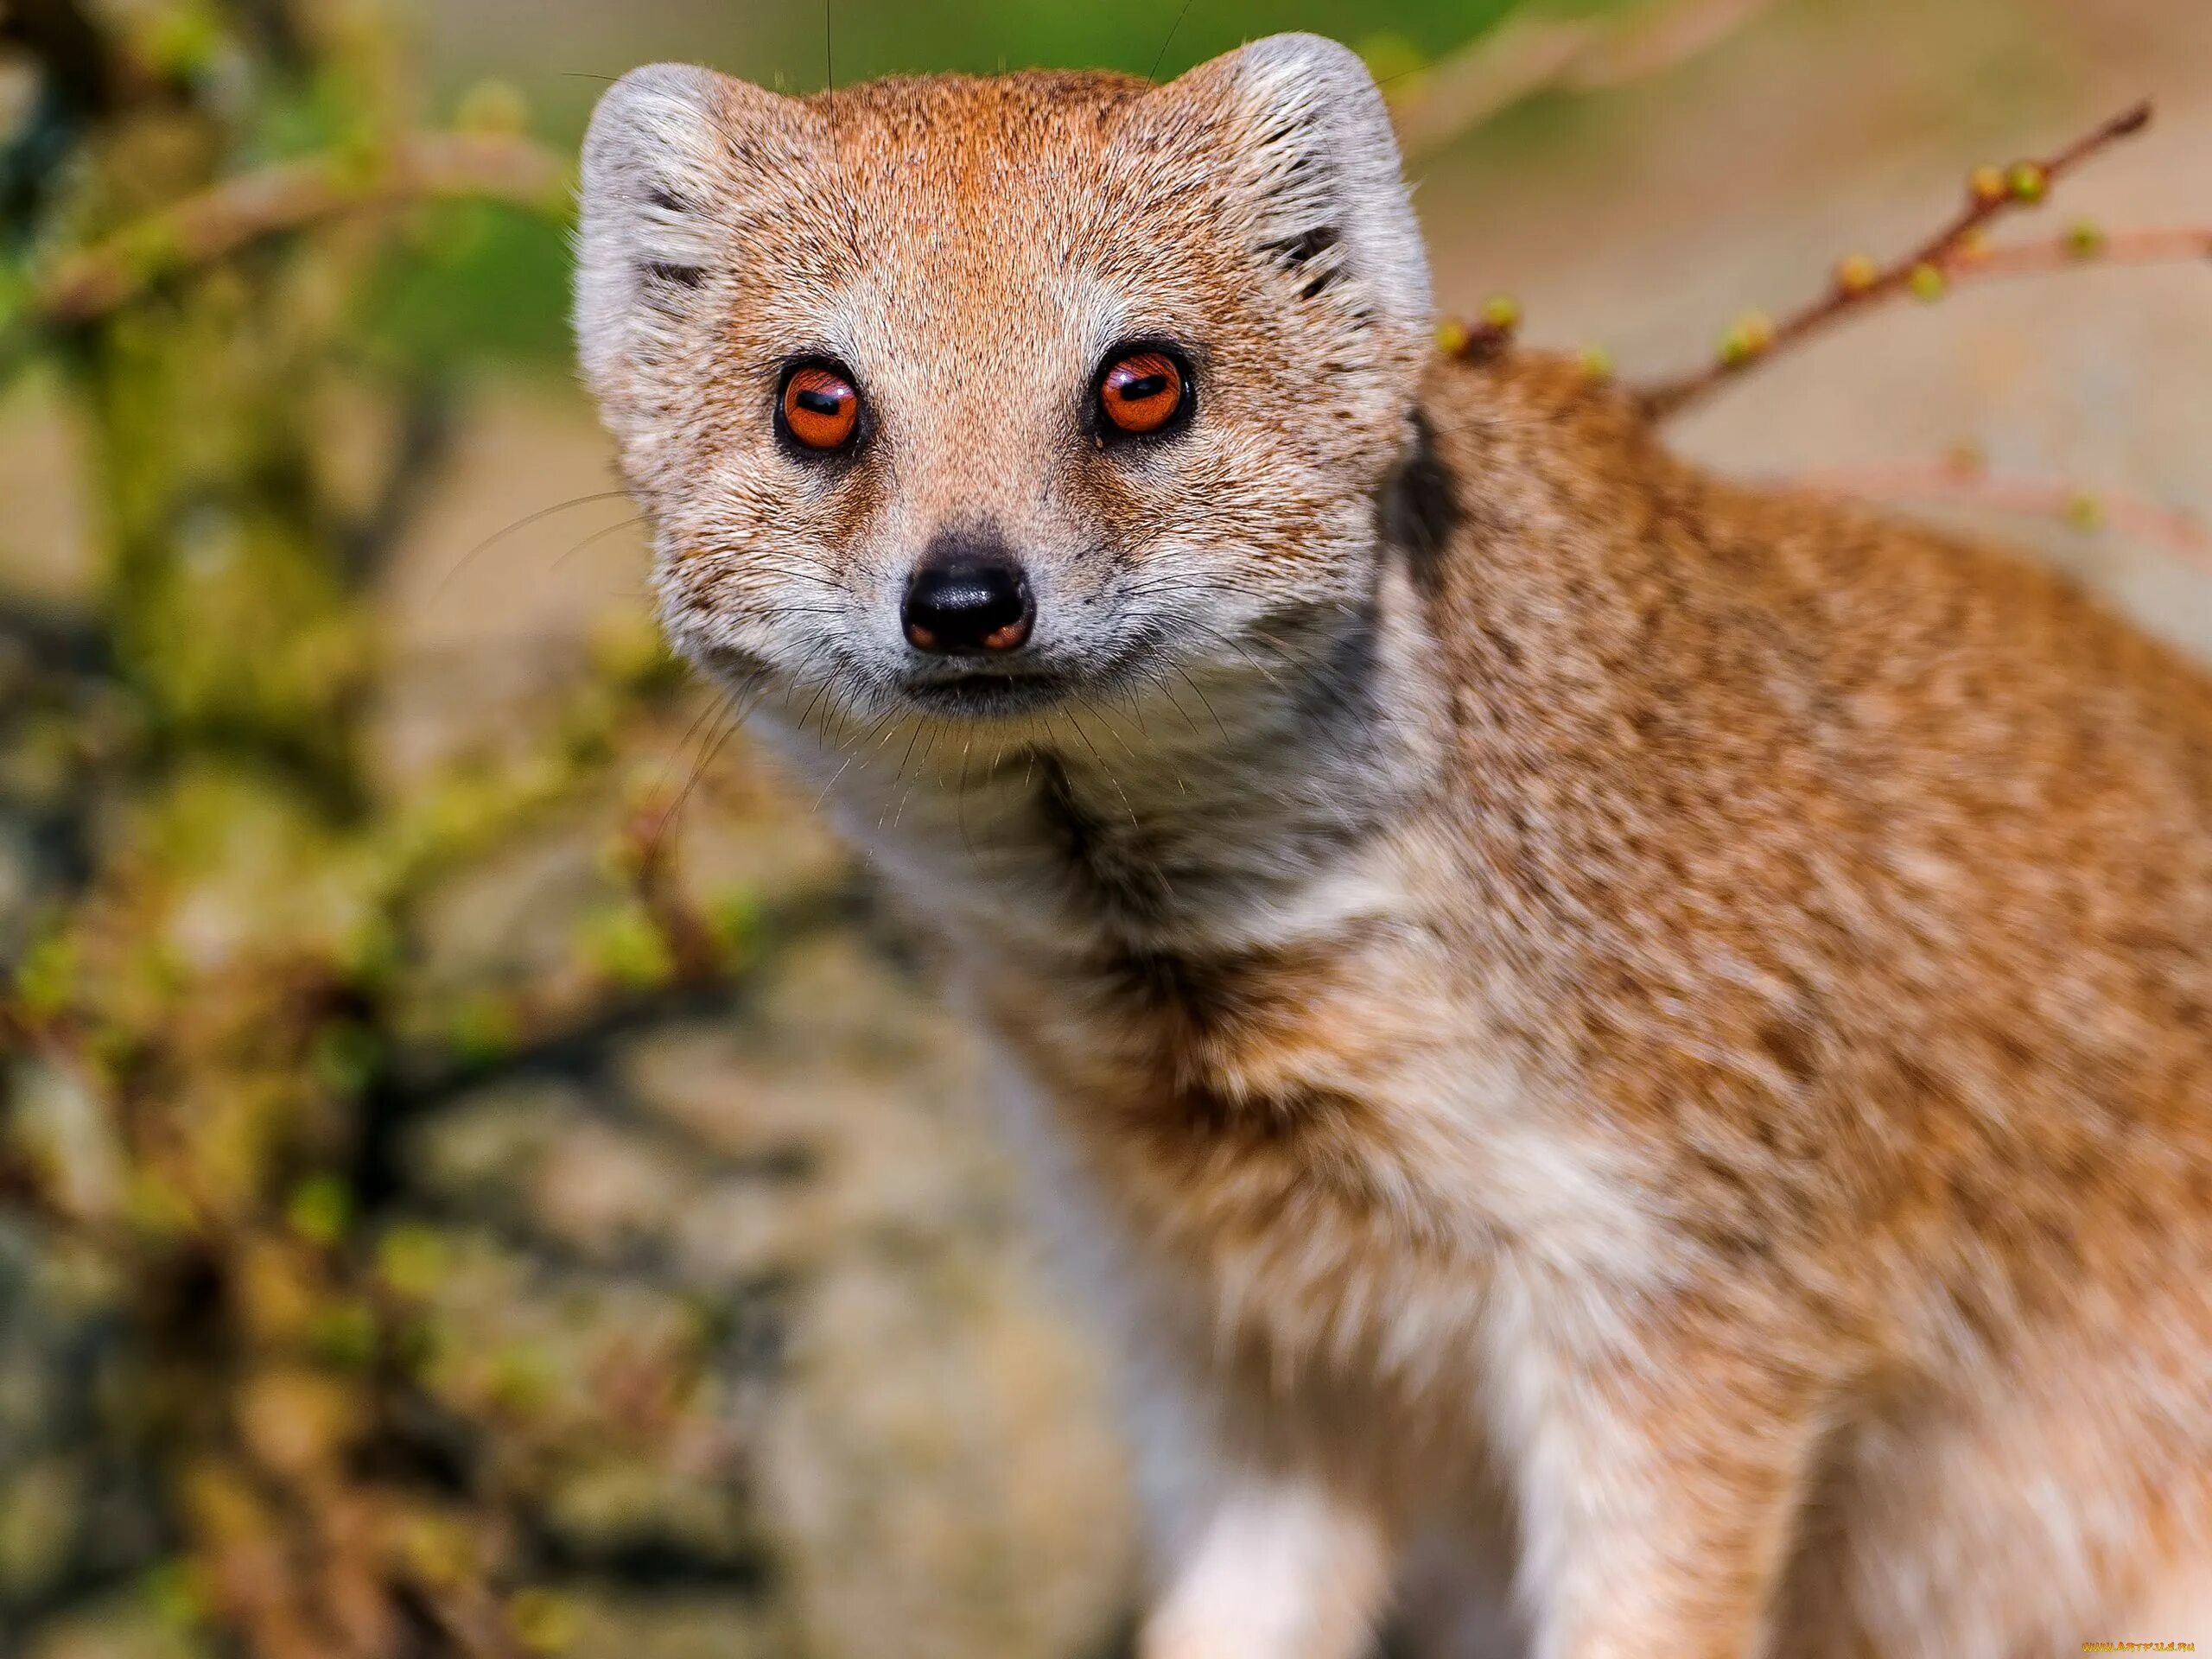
[[1098, 351, 1185, 435], [783, 365, 861, 451]]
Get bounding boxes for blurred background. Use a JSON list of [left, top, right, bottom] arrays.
[[0, 1, 2206, 1655]]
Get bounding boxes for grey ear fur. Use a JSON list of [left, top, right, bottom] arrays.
[[1166, 33, 1432, 346], [573, 64, 804, 405]]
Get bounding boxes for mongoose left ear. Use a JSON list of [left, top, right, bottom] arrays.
[[573, 64, 816, 430], [1154, 34, 1432, 350]]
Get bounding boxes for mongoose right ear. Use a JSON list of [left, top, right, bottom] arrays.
[[1146, 35, 1433, 358], [573, 64, 812, 425]]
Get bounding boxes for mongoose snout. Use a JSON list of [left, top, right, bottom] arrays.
[[902, 530, 1037, 655]]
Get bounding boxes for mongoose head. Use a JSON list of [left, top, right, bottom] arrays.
[[575, 34, 1431, 732]]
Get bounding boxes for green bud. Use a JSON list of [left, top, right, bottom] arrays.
[[511, 1587, 581, 1653], [287, 1173, 353, 1247], [377, 1224, 449, 1300], [707, 887, 763, 961], [577, 905, 675, 990], [143, 1559, 208, 1629], [2064, 491, 2105, 532], [1718, 311, 1774, 367], [312, 1023, 383, 1098], [1834, 253, 1880, 296], [308, 1299, 379, 1370], [448, 995, 521, 1066], [13, 930, 77, 1017]]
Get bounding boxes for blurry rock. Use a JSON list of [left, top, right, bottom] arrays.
[[760, 1245, 1135, 1659], [405, 1077, 595, 1230], [667, 1179, 825, 1285], [415, 830, 607, 989], [530, 1116, 702, 1266], [394, 915, 1140, 1656], [619, 1022, 828, 1165]]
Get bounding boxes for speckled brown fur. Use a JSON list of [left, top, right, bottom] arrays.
[[575, 36, 2212, 1658]]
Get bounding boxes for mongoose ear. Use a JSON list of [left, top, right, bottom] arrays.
[[573, 63, 809, 415], [1156, 34, 1432, 349]]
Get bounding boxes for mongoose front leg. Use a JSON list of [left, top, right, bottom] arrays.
[[1140, 1475, 1395, 1659], [1514, 1313, 1832, 1659]]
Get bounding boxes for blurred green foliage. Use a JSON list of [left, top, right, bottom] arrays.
[[789, 0, 1526, 86], [356, 200, 575, 372], [385, 0, 1648, 375], [0, 0, 1628, 1650], [449, 0, 1575, 130]]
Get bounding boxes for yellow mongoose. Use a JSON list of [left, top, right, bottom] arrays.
[[574, 35, 2212, 1657]]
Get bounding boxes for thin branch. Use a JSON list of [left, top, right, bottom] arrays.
[[1560, 0, 1779, 89], [1637, 100, 2157, 420], [23, 131, 572, 328], [1387, 0, 1781, 164], [1791, 455, 2210, 568], [1948, 223, 2212, 283]]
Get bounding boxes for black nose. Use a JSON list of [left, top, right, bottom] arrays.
[[902, 538, 1035, 654]]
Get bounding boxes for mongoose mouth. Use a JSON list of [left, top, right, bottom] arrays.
[[899, 668, 1072, 720]]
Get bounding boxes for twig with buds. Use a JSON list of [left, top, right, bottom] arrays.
[[1634, 100, 2159, 420], [1947, 224, 2212, 284], [20, 132, 571, 330]]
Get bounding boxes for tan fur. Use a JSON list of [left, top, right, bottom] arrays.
[[575, 37, 2212, 1658]]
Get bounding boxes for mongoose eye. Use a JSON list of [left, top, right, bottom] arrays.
[[1097, 350, 1188, 437], [781, 365, 861, 452]]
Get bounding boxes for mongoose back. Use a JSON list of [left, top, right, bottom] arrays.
[[574, 35, 2212, 1657]]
